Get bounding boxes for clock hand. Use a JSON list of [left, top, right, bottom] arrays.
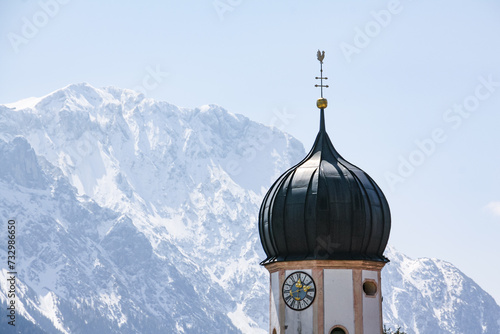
[[291, 285, 306, 301], [290, 287, 301, 300]]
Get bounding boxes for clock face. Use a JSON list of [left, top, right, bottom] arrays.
[[282, 271, 316, 311]]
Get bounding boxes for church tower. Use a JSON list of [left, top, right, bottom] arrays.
[[258, 51, 391, 334]]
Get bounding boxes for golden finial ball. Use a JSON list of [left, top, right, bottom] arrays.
[[317, 98, 328, 109]]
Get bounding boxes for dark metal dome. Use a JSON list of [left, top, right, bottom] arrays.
[[259, 109, 390, 264]]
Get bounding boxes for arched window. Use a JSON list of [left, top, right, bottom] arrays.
[[330, 327, 347, 334], [272, 329, 277, 334]]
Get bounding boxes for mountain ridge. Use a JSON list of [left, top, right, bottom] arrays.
[[0, 83, 499, 333]]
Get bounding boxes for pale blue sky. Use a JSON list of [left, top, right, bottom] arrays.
[[1, 0, 500, 303]]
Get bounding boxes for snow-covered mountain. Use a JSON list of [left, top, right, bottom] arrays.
[[0, 83, 499, 333], [382, 246, 500, 333]]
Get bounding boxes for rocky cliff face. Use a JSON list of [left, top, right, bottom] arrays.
[[382, 246, 500, 333]]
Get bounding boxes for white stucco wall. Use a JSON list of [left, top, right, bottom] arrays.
[[323, 269, 355, 334], [362, 270, 381, 334], [271, 271, 280, 333]]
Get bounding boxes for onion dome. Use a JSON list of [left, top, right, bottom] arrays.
[[259, 52, 390, 264], [259, 108, 390, 264]]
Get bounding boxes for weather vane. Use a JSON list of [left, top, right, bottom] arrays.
[[315, 50, 328, 109]]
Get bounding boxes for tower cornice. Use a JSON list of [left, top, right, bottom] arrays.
[[263, 259, 387, 273]]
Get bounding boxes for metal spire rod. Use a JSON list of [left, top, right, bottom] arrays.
[[315, 50, 329, 98]]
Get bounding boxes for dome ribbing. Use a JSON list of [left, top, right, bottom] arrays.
[[259, 109, 390, 264]]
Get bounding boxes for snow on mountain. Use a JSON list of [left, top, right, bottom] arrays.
[[0, 136, 240, 333], [383, 246, 500, 333], [0, 83, 303, 333], [0, 83, 499, 333]]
